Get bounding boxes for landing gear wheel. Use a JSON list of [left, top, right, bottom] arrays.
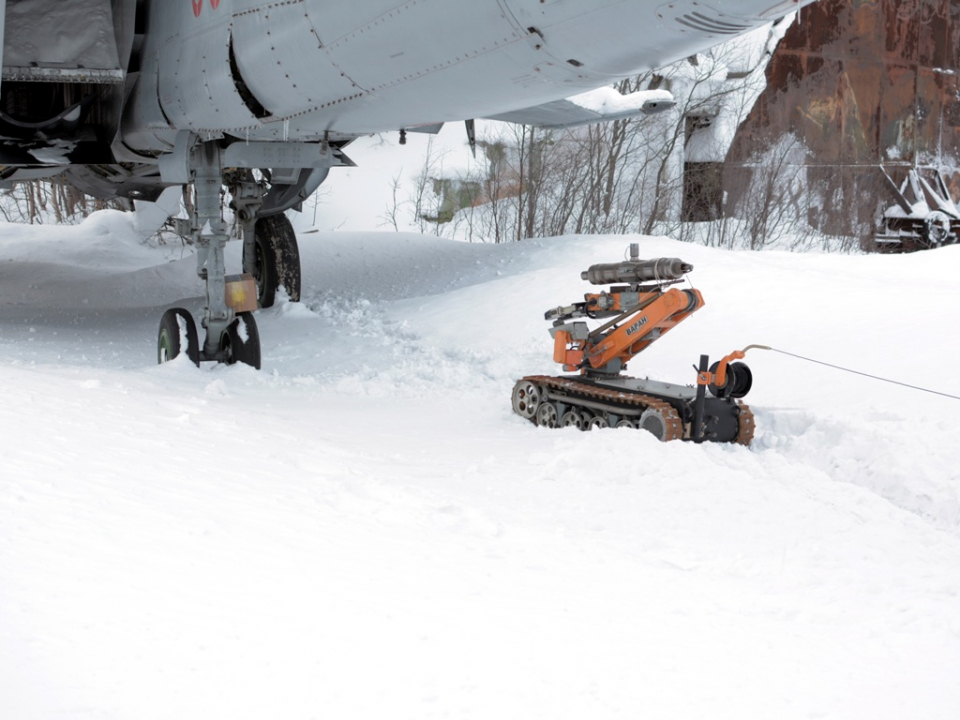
[[536, 402, 559, 428], [247, 214, 301, 307], [157, 308, 200, 366], [587, 415, 609, 430], [638, 408, 670, 441], [561, 410, 585, 429], [220, 311, 262, 369], [616, 418, 637, 429], [512, 379, 543, 420]]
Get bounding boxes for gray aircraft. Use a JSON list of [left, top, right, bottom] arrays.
[[0, 0, 811, 368]]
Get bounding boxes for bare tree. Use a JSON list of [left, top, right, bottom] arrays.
[[1, 178, 129, 225], [378, 173, 404, 232], [391, 18, 847, 251]]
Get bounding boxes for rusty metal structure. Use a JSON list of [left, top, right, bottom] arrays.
[[723, 0, 960, 242]]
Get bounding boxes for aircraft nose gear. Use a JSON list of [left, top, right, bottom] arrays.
[[157, 141, 263, 369]]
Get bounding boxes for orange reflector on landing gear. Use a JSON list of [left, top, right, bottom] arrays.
[[225, 274, 258, 313]]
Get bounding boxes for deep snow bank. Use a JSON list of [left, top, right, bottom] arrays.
[[1, 217, 959, 720]]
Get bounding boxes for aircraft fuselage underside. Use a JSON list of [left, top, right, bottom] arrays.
[[0, 0, 811, 370]]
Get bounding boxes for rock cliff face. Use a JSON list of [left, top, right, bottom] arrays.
[[726, 0, 960, 238]]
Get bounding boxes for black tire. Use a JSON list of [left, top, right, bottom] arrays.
[[922, 211, 951, 248], [247, 214, 301, 307], [157, 308, 200, 366], [220, 311, 262, 370]]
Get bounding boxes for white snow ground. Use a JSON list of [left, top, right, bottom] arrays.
[[1, 209, 960, 720]]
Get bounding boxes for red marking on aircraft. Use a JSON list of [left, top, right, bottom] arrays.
[[193, 0, 220, 17]]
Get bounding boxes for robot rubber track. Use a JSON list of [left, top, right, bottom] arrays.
[[511, 375, 755, 445]]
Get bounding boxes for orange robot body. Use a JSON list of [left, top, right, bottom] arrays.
[[518, 248, 756, 445], [550, 283, 704, 376]]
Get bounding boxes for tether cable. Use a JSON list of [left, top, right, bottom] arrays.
[[741, 345, 960, 402]]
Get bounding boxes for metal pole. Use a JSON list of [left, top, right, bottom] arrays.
[[693, 354, 708, 443]]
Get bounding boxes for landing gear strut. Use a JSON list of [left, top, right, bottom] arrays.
[[156, 141, 263, 369], [154, 135, 333, 369]]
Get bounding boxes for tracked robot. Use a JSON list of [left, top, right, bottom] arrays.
[[511, 245, 756, 445]]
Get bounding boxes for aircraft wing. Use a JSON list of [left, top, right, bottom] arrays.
[[486, 88, 675, 129]]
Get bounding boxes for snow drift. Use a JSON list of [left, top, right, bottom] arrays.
[[1, 211, 959, 719]]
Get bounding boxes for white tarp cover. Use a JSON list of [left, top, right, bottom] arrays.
[[2, 0, 122, 82]]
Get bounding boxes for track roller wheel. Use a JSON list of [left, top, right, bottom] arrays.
[[616, 418, 637, 429], [561, 410, 585, 430], [536, 402, 559, 428], [587, 415, 609, 430], [248, 214, 301, 307], [512, 379, 544, 420], [157, 308, 200, 366], [220, 311, 262, 370]]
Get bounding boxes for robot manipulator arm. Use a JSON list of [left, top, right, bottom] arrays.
[[544, 302, 587, 322], [548, 321, 590, 371]]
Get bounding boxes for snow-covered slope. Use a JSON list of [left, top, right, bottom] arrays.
[[1, 212, 959, 720]]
